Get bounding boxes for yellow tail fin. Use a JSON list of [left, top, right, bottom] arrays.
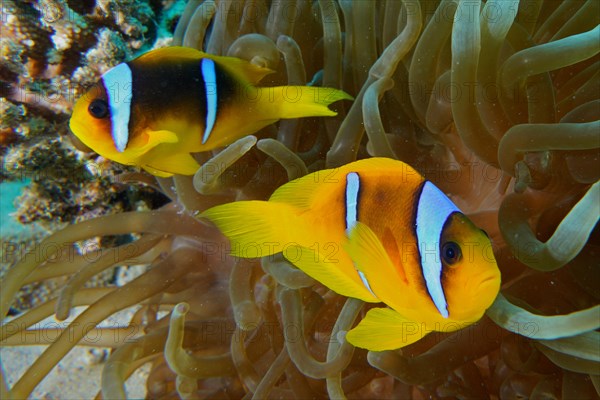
[[201, 201, 309, 258], [201, 200, 380, 303], [263, 86, 353, 119]]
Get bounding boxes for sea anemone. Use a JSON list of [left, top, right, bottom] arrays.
[[1, 0, 599, 398]]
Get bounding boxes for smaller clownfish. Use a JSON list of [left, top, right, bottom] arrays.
[[202, 158, 501, 351], [69, 47, 352, 177]]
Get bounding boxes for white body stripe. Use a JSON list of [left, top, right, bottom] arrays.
[[201, 58, 218, 144], [415, 181, 460, 318], [345, 172, 360, 230], [103, 63, 132, 153], [345, 172, 376, 295]]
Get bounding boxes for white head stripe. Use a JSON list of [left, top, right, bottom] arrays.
[[201, 58, 218, 144], [345, 172, 376, 296], [415, 181, 460, 318], [102, 63, 132, 153]]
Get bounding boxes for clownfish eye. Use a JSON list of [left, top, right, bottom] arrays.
[[441, 242, 461, 265], [88, 99, 109, 119]]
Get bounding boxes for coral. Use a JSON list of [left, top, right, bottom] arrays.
[[0, 0, 186, 214], [0, 0, 178, 328], [1, 1, 599, 399]]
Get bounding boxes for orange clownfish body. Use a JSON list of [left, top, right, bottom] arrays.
[[202, 158, 501, 350]]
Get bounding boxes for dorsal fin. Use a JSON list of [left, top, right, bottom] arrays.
[[270, 157, 416, 209], [134, 46, 274, 85], [268, 167, 341, 209], [204, 53, 274, 85], [135, 46, 206, 63]]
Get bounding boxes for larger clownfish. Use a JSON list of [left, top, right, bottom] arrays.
[[202, 158, 501, 351], [69, 47, 352, 177]]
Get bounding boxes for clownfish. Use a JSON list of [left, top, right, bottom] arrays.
[[69, 47, 352, 177], [201, 158, 501, 351]]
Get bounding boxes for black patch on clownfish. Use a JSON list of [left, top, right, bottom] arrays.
[[356, 177, 408, 282], [411, 181, 426, 238], [353, 174, 385, 226], [126, 57, 238, 134], [212, 61, 238, 113], [372, 186, 388, 204]]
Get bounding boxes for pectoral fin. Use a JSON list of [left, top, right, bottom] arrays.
[[344, 222, 404, 309], [147, 130, 179, 147], [129, 129, 180, 159], [346, 307, 428, 351]]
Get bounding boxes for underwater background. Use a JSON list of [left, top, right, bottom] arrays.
[[1, 0, 599, 398]]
